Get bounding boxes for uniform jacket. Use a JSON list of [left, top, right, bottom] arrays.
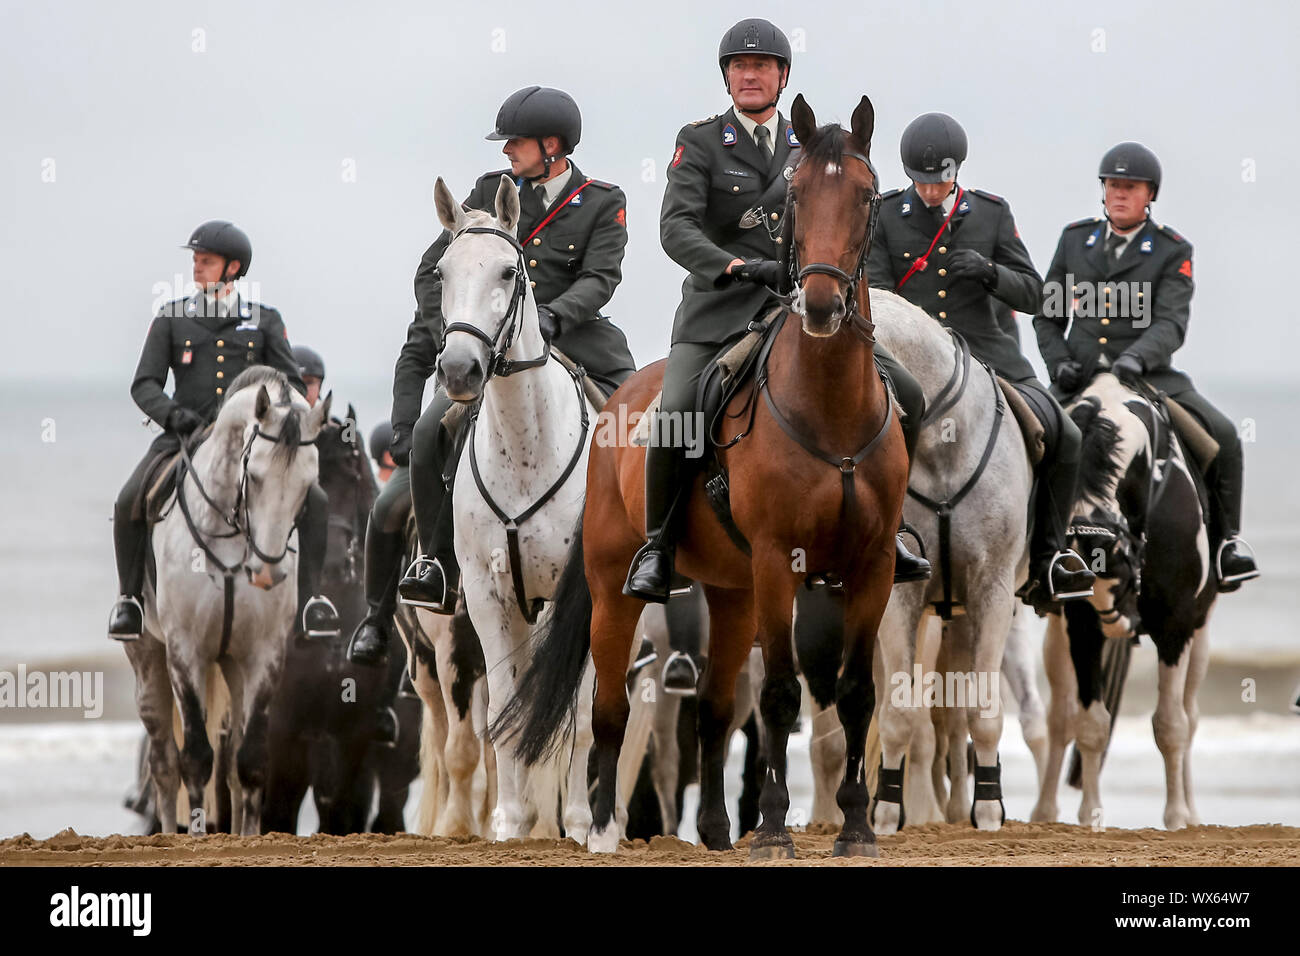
[[130, 294, 305, 427], [1032, 216, 1195, 393], [867, 184, 1042, 381], [660, 106, 802, 345], [394, 162, 635, 428]]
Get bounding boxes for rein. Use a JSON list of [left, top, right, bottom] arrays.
[[173, 413, 314, 656]]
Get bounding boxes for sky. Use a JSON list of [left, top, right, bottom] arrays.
[[4, 0, 1298, 406]]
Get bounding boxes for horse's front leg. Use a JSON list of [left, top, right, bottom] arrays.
[[967, 586, 1013, 830], [234, 640, 283, 836], [872, 589, 926, 835], [167, 651, 214, 832], [125, 634, 182, 833], [745, 571, 798, 860], [474, 594, 530, 841], [1181, 619, 1211, 826], [1154, 635, 1194, 830], [1031, 612, 1075, 823]]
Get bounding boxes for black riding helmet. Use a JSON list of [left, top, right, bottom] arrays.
[[369, 421, 394, 466], [292, 345, 326, 382], [1099, 142, 1162, 200], [900, 113, 968, 184], [183, 220, 252, 279], [717, 18, 791, 110], [485, 86, 582, 179]]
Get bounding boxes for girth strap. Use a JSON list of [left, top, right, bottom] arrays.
[[466, 363, 590, 625], [908, 361, 1005, 619]]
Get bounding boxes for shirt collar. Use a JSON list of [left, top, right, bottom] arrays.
[[1105, 219, 1147, 251], [915, 183, 959, 216], [733, 109, 780, 149], [535, 164, 574, 210], [202, 285, 240, 318]]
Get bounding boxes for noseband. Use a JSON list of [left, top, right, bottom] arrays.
[[440, 225, 549, 380]]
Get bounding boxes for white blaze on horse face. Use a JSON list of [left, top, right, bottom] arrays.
[[825, 162, 841, 176]]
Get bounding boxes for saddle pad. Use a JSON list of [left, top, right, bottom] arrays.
[[1164, 397, 1220, 471], [138, 424, 215, 524], [997, 377, 1046, 467], [630, 393, 661, 446]]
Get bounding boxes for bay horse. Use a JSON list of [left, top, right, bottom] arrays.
[[125, 366, 331, 834], [1032, 372, 1215, 829], [498, 95, 908, 858]]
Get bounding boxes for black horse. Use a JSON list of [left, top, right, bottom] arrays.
[[261, 408, 421, 834]]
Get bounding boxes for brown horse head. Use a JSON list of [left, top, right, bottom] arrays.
[[787, 94, 878, 337]]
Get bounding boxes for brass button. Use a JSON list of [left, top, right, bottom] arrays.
[[529, 259, 538, 268], [567, 244, 575, 251], [775, 237, 783, 245], [1101, 318, 1110, 325], [903, 252, 911, 259], [1071, 285, 1078, 292], [185, 340, 192, 347], [216, 371, 223, 379], [216, 339, 224, 347], [217, 355, 224, 362], [1137, 291, 1144, 297], [216, 387, 223, 395], [938, 268, 947, 277], [939, 311, 947, 319], [732, 185, 740, 192], [532, 238, 541, 246], [248, 341, 254, 347], [1098, 336, 1108, 344], [938, 246, 947, 254], [1103, 287, 1112, 295], [770, 212, 779, 221], [937, 290, 947, 298]]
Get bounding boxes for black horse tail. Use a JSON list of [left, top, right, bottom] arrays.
[[490, 516, 592, 767]]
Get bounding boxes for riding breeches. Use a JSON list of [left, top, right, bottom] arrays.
[[1008, 377, 1083, 560], [1159, 384, 1244, 539]]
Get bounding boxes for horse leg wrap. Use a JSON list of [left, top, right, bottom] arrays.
[[874, 757, 906, 828], [970, 758, 1006, 827]]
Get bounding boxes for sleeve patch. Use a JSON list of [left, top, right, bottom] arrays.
[[671, 145, 685, 168], [1179, 259, 1193, 278], [615, 208, 626, 228]]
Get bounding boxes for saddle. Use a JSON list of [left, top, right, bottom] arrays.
[[132, 425, 214, 525], [1163, 397, 1219, 471], [997, 378, 1046, 467]]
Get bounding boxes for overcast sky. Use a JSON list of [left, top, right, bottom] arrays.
[[5, 0, 1298, 403]]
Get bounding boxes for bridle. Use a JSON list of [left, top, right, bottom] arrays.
[[440, 226, 549, 381], [785, 148, 883, 342]]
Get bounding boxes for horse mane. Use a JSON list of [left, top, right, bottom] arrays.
[[800, 122, 847, 166], [1070, 398, 1126, 505], [223, 365, 304, 464]]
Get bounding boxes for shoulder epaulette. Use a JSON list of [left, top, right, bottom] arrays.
[[1157, 222, 1185, 242], [880, 187, 905, 200], [689, 114, 720, 127], [1066, 216, 1102, 230], [970, 188, 1004, 204], [585, 179, 618, 191]]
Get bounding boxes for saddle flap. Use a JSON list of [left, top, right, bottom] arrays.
[[137, 425, 215, 525], [997, 377, 1046, 467], [1163, 397, 1220, 471]]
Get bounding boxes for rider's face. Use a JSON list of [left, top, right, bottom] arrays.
[[913, 180, 956, 207], [1103, 178, 1154, 229], [192, 250, 234, 291], [302, 376, 322, 408], [502, 135, 562, 179], [726, 55, 785, 116]]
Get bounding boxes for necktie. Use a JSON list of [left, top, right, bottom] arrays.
[[534, 183, 550, 212], [1105, 232, 1125, 264], [754, 125, 773, 163]]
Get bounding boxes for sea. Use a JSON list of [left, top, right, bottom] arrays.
[[0, 378, 1296, 839]]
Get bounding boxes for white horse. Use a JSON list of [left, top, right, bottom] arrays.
[[868, 290, 1032, 832], [430, 175, 596, 842], [126, 367, 330, 834], [1032, 373, 1215, 830]]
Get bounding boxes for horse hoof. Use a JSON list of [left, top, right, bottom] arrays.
[[832, 840, 878, 858], [748, 842, 795, 861]]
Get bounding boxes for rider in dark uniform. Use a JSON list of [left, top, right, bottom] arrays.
[[292, 344, 327, 410], [1033, 142, 1258, 591], [624, 18, 932, 616], [347, 87, 637, 665], [108, 221, 340, 641], [866, 112, 1096, 612]]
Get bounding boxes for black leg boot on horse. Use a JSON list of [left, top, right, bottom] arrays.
[[295, 483, 341, 639], [398, 393, 462, 613], [1012, 381, 1096, 614]]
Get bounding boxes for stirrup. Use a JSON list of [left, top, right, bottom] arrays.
[[1047, 550, 1094, 601], [661, 651, 699, 697], [631, 637, 658, 673], [1216, 536, 1260, 584], [302, 595, 341, 639], [397, 555, 453, 611], [108, 595, 144, 642]]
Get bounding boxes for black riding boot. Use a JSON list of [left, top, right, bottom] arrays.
[[109, 510, 147, 640], [888, 355, 932, 584], [347, 520, 407, 666], [398, 467, 461, 613], [296, 484, 340, 639], [1207, 455, 1258, 591], [624, 425, 686, 604]]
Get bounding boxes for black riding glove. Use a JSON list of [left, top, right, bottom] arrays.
[[536, 306, 560, 343], [166, 407, 205, 436], [729, 258, 784, 288], [946, 249, 998, 288], [1054, 361, 1085, 393], [389, 424, 413, 468], [1110, 353, 1144, 383]]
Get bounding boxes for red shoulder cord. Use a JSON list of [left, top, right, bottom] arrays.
[[522, 178, 596, 246], [895, 186, 965, 292]]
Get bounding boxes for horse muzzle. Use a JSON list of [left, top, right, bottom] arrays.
[[437, 348, 487, 402], [247, 562, 286, 590]]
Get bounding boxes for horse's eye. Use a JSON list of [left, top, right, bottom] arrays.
[[502, 266, 518, 281]]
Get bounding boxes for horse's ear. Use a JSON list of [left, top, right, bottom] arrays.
[[850, 96, 875, 151], [255, 385, 271, 421], [495, 174, 521, 235], [345, 402, 357, 429], [434, 177, 465, 234], [308, 390, 334, 437], [790, 93, 816, 151]]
